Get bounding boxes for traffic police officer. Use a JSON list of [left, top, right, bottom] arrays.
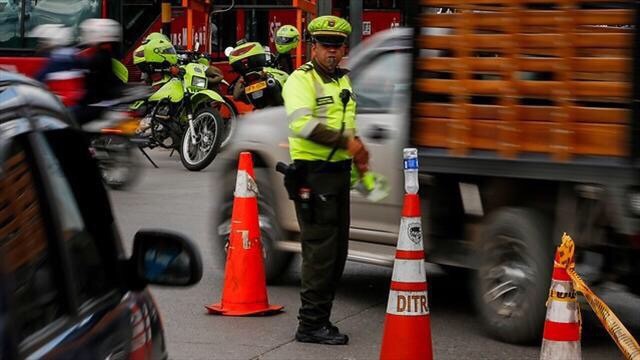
[[282, 15, 370, 345]]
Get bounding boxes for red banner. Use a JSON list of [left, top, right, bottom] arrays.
[[170, 8, 209, 52]]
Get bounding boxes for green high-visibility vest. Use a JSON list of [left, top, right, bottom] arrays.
[[283, 62, 356, 162]]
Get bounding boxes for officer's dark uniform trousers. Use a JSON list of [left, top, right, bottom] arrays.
[[294, 159, 351, 331]]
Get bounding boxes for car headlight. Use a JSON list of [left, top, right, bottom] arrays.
[[191, 76, 207, 89]]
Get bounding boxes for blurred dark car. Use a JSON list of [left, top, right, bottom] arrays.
[[0, 71, 202, 359]]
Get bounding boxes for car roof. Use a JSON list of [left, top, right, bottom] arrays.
[[0, 71, 74, 131], [344, 27, 413, 70], [0, 71, 75, 177]]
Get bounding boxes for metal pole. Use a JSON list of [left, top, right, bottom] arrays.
[[161, 0, 172, 36], [296, 9, 303, 68], [318, 0, 332, 16], [187, 7, 193, 50], [349, 0, 362, 49]]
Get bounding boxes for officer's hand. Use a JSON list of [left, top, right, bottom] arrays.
[[347, 137, 370, 173], [169, 66, 186, 77], [354, 149, 369, 173], [347, 137, 365, 156]]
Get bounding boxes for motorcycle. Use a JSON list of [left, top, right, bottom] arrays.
[[37, 50, 146, 189], [134, 61, 225, 171], [82, 86, 152, 189], [176, 49, 238, 149], [225, 40, 289, 110]]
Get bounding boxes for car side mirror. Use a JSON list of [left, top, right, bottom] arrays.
[[130, 229, 203, 287]]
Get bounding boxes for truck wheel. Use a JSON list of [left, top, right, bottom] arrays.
[[215, 167, 293, 283], [473, 207, 553, 344]]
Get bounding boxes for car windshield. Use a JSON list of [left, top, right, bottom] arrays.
[[352, 51, 411, 111]]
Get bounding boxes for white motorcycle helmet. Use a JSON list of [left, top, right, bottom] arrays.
[[30, 24, 73, 48], [79, 18, 122, 45]]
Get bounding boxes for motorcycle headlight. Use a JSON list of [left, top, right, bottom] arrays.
[[191, 76, 207, 89]]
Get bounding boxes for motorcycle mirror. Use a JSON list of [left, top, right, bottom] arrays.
[[224, 46, 234, 57]]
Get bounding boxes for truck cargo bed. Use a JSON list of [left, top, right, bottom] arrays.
[[410, 0, 638, 161]]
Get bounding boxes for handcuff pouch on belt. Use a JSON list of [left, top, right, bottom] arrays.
[[275, 161, 306, 201]]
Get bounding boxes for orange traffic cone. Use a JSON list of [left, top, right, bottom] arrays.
[[540, 240, 581, 359], [129, 302, 152, 360], [379, 194, 433, 360], [206, 152, 283, 316]]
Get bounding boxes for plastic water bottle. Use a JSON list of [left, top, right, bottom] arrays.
[[403, 148, 419, 194]]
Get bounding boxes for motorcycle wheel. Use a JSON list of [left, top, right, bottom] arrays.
[[218, 97, 238, 149], [179, 108, 224, 171], [93, 135, 141, 190]]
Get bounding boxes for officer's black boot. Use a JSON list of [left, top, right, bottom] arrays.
[[295, 324, 349, 345]]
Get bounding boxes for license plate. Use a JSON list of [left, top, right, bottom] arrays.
[[245, 81, 267, 94]]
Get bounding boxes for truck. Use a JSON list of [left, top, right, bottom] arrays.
[[213, 0, 640, 344]]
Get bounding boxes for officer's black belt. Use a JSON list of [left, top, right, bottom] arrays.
[[294, 159, 352, 173]]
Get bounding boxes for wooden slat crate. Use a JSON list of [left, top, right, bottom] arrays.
[[412, 0, 635, 159]]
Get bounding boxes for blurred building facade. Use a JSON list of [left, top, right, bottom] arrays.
[[210, 0, 413, 60]]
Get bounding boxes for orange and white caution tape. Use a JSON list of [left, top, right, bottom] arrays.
[[559, 234, 640, 360]]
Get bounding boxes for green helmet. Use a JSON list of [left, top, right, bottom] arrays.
[[197, 56, 210, 66], [308, 16, 351, 46], [228, 41, 268, 73], [275, 25, 300, 54], [143, 37, 178, 66], [143, 32, 170, 44]]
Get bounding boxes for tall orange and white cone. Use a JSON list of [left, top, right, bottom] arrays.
[[540, 239, 581, 359], [380, 148, 432, 360], [129, 302, 152, 360], [206, 152, 283, 316]]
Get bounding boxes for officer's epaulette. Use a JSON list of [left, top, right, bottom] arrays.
[[297, 63, 314, 72]]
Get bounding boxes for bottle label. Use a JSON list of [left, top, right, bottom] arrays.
[[404, 158, 418, 170]]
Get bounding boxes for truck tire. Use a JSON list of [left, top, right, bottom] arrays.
[[215, 166, 293, 283], [473, 207, 553, 344]]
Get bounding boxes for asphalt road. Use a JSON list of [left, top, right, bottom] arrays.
[[109, 149, 635, 360]]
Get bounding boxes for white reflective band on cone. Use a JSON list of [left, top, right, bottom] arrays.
[[550, 280, 573, 293], [547, 301, 580, 323], [131, 306, 149, 350], [132, 316, 146, 336], [234, 170, 258, 198], [392, 259, 426, 283], [397, 217, 424, 251], [540, 340, 581, 360], [386, 290, 430, 316], [546, 280, 579, 323], [132, 330, 148, 349], [131, 308, 143, 324]]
